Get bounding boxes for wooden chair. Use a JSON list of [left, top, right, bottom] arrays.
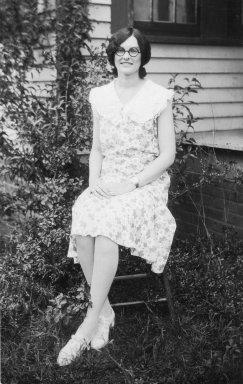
[[111, 266, 179, 329]]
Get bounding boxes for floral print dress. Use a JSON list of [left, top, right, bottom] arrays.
[[67, 78, 176, 274]]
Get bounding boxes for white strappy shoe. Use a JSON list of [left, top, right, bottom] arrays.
[[57, 320, 97, 366], [90, 307, 115, 350]]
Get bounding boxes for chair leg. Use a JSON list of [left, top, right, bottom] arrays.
[[162, 268, 179, 330]]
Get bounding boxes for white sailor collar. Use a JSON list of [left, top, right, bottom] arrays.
[[89, 78, 174, 126]]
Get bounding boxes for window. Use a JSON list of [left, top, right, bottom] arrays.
[[133, 0, 200, 39], [111, 0, 243, 45], [133, 0, 200, 38], [134, 0, 198, 24]]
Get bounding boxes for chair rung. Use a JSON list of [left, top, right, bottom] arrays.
[[111, 297, 167, 307], [114, 273, 148, 281]]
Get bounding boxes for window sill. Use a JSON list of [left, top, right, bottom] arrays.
[[145, 34, 243, 46]]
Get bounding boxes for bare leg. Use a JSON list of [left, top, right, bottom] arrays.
[[76, 235, 113, 316], [76, 235, 119, 337], [88, 235, 119, 318], [76, 235, 94, 285], [57, 235, 119, 365]]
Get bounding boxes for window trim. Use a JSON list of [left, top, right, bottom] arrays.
[[111, 0, 243, 46], [134, 20, 201, 39]]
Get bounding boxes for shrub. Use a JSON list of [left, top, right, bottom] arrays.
[[0, 1, 112, 330]]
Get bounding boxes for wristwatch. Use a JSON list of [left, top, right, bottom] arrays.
[[130, 175, 140, 189]]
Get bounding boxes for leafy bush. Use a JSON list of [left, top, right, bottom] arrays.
[[0, 56, 111, 330], [0, 0, 112, 331], [45, 283, 91, 329]]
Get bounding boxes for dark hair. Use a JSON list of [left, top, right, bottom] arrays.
[[106, 27, 151, 79]]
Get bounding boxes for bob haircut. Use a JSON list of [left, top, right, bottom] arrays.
[[106, 27, 151, 79]]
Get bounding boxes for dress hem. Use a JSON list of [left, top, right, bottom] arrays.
[[67, 230, 171, 274]]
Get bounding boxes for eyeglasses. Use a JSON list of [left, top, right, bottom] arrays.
[[115, 46, 141, 57]]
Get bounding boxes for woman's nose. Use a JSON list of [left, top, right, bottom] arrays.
[[123, 51, 130, 59]]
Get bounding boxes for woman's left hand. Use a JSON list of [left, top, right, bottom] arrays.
[[102, 180, 136, 196]]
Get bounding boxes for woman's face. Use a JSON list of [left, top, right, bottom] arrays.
[[114, 35, 141, 77]]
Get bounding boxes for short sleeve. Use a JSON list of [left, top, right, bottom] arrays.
[[149, 87, 174, 121], [165, 88, 174, 103], [89, 87, 103, 118]]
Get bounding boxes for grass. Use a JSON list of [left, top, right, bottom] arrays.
[[1, 228, 242, 384], [2, 300, 242, 384]]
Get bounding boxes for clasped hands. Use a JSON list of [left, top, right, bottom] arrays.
[[89, 178, 136, 198]]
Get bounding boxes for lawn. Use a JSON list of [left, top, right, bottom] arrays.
[[2, 231, 242, 384], [2, 304, 241, 384]]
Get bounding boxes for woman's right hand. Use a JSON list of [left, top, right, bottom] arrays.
[[89, 178, 111, 198]]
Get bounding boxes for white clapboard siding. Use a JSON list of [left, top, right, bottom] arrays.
[[88, 3, 111, 21], [29, 1, 111, 88], [80, 39, 109, 55], [89, 21, 110, 39], [33, 1, 56, 86], [25, 82, 54, 98], [151, 44, 243, 59], [190, 103, 243, 118], [34, 47, 56, 65], [37, 0, 56, 13], [26, 67, 57, 83], [38, 32, 56, 48], [182, 88, 243, 103], [176, 117, 243, 132], [147, 58, 243, 74], [80, 2, 111, 70], [89, 0, 111, 4], [150, 73, 243, 89], [31, 1, 55, 93]]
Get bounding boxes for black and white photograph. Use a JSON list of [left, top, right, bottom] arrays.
[[1, 1, 242, 383]]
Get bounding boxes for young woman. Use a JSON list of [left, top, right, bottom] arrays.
[[57, 26, 176, 366]]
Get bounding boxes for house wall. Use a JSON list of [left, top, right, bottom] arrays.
[[169, 159, 243, 240], [169, 178, 243, 240], [148, 45, 243, 152]]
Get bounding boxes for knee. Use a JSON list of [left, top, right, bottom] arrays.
[[76, 235, 94, 252], [95, 235, 118, 257]]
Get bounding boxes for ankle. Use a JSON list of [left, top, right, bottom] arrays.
[[85, 308, 101, 323], [100, 303, 113, 318]]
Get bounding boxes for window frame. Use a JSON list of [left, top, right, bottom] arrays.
[[111, 0, 243, 46]]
